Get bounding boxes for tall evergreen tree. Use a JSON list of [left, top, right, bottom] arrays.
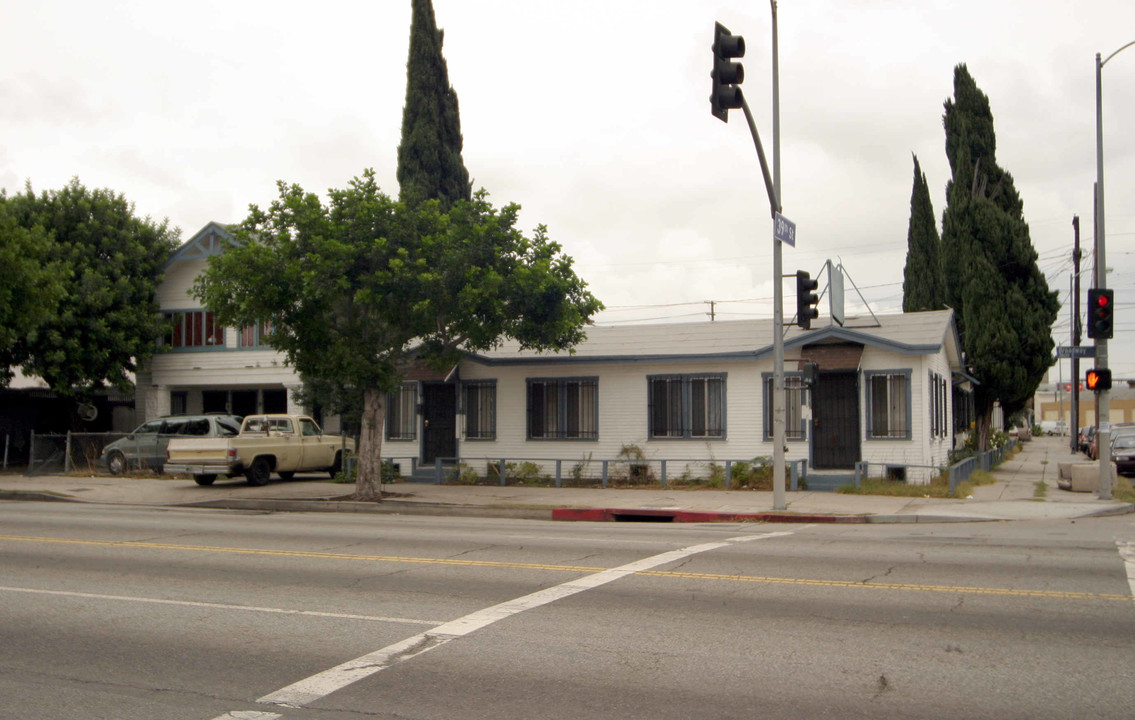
[[397, 0, 471, 210], [902, 154, 944, 312], [939, 65, 1059, 448]]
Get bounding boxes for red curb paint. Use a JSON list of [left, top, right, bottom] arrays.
[[550, 508, 865, 524]]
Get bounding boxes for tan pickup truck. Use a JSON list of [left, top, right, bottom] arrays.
[[164, 414, 355, 486]]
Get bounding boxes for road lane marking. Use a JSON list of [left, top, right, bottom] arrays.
[[0, 534, 602, 573], [255, 531, 795, 710], [0, 585, 443, 626], [1, 533, 1130, 602]]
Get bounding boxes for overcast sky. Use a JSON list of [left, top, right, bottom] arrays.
[[3, 0, 1134, 380]]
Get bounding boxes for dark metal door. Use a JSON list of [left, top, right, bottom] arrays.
[[421, 383, 457, 464], [811, 371, 860, 469]]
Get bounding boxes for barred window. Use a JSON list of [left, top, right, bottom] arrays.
[[764, 374, 805, 440], [464, 382, 496, 440], [649, 374, 725, 439], [386, 383, 418, 441], [867, 371, 910, 440], [527, 378, 598, 440]]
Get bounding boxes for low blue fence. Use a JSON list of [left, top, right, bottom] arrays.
[[852, 438, 1019, 494], [402, 455, 809, 490]]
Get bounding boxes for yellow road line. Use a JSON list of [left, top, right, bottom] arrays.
[[1, 534, 1130, 603]]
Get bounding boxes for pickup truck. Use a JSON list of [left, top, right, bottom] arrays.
[[164, 414, 355, 486]]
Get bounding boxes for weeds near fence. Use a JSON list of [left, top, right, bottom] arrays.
[[840, 468, 995, 499]]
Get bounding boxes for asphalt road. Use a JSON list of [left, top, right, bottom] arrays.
[[1, 501, 1133, 720]]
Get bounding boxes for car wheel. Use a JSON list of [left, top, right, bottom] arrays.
[[194, 474, 217, 486], [245, 458, 271, 487], [107, 451, 127, 476], [328, 452, 342, 479], [278, 471, 295, 481]]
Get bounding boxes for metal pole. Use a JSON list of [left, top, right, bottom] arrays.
[[1071, 216, 1081, 451], [770, 0, 786, 511], [1095, 52, 1112, 499]]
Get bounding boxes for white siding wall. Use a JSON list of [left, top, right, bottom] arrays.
[[858, 346, 952, 484], [395, 357, 807, 480], [142, 257, 302, 421]]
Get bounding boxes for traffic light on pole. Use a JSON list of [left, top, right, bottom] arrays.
[[1086, 367, 1112, 392], [1086, 288, 1114, 339], [710, 22, 745, 122], [796, 270, 820, 330]]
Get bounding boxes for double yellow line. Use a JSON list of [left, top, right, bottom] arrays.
[[2, 534, 1130, 603]]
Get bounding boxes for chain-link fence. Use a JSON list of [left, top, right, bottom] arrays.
[[27, 431, 137, 476]]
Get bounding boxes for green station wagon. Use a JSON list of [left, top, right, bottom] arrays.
[[98, 414, 243, 474]]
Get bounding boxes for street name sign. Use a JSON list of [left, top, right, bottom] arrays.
[[1056, 346, 1095, 359], [774, 212, 796, 247]]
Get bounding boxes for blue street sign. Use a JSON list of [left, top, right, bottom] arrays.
[[774, 212, 796, 247], [1056, 346, 1095, 359]]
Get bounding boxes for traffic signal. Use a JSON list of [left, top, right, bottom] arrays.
[[796, 270, 820, 330], [1086, 367, 1112, 392], [711, 22, 745, 122], [1086, 288, 1114, 339]]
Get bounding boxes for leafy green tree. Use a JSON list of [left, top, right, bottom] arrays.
[[940, 65, 1059, 449], [0, 194, 67, 385], [902, 155, 944, 312], [193, 171, 602, 500], [2, 179, 176, 398], [397, 0, 471, 210]]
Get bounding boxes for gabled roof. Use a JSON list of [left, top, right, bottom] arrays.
[[165, 222, 238, 268], [465, 309, 961, 368]]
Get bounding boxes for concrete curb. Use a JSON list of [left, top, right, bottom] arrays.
[[0, 490, 77, 503], [179, 497, 555, 521]]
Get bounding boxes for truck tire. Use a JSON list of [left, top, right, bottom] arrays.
[[245, 457, 271, 487], [328, 452, 343, 479], [194, 474, 217, 486], [278, 471, 295, 481]]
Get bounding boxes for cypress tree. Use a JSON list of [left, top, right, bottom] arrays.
[[940, 65, 1059, 448], [397, 0, 471, 210], [902, 155, 944, 312]]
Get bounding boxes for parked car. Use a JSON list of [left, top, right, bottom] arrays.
[[1112, 434, 1135, 476], [164, 413, 354, 486], [99, 414, 243, 475]]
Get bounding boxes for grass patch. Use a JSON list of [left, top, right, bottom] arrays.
[[839, 468, 997, 499], [1034, 480, 1048, 499], [1113, 475, 1135, 504]]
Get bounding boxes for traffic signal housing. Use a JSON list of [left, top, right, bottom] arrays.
[[796, 270, 820, 330], [1086, 367, 1112, 392], [1086, 288, 1114, 339], [711, 22, 745, 122]]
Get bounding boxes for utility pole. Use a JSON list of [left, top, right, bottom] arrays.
[[1071, 215, 1081, 452], [706, 300, 716, 322]]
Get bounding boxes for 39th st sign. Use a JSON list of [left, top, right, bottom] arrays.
[[774, 212, 796, 247]]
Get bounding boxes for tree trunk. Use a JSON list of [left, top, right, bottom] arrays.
[[355, 386, 386, 502], [973, 391, 995, 452]]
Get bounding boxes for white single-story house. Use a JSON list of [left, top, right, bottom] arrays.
[[140, 223, 974, 485]]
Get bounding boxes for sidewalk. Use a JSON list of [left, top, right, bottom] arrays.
[[1, 436, 1130, 523]]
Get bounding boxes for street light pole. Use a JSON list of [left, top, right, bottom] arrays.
[[1094, 40, 1134, 500], [770, 0, 786, 511]]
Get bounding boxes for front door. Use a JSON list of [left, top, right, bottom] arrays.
[[421, 383, 457, 465], [811, 371, 860, 470]]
